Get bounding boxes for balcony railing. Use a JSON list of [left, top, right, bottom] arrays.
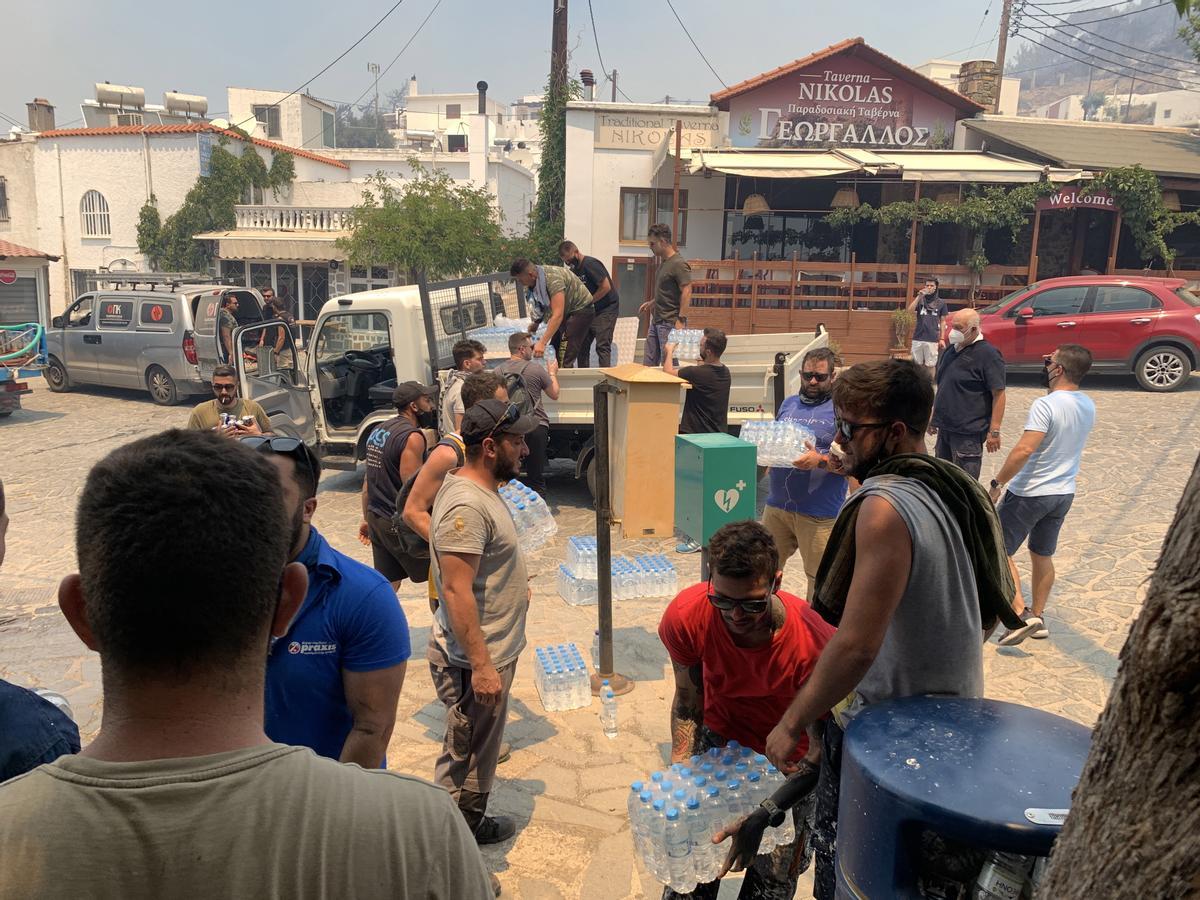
[[233, 206, 352, 232]]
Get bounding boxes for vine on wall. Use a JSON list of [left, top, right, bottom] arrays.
[[1083, 165, 1200, 266]]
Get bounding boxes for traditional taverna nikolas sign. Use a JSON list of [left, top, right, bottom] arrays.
[[710, 37, 984, 151]]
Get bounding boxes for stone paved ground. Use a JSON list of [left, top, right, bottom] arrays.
[[2, 372, 1198, 898]]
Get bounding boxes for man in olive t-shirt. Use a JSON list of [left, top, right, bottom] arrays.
[[185, 365, 271, 435], [641, 222, 692, 366]]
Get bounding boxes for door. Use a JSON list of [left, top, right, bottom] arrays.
[[232, 321, 315, 441], [612, 256, 654, 335], [1007, 284, 1092, 364], [191, 288, 266, 381], [92, 295, 141, 388], [57, 294, 100, 383], [1078, 284, 1163, 362]]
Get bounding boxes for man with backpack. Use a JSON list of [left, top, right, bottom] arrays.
[[359, 381, 435, 590], [495, 331, 558, 494]]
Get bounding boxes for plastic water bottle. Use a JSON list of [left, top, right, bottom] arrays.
[[684, 796, 710, 884], [601, 689, 618, 738], [647, 799, 669, 881], [704, 785, 729, 877], [664, 808, 694, 893]]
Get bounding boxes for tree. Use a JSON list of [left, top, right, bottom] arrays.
[[337, 162, 521, 281], [136, 135, 294, 271], [1081, 92, 1106, 121], [529, 76, 581, 260], [335, 104, 396, 149], [1037, 451, 1200, 898]]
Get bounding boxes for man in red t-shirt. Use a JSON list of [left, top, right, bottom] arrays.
[[658, 520, 835, 900]]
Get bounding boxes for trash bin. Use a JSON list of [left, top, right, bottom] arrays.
[[674, 433, 757, 546], [835, 696, 1091, 899]]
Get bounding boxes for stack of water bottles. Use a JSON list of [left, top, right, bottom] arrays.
[[666, 328, 704, 363], [628, 742, 795, 893], [499, 479, 557, 551], [557, 538, 679, 606], [739, 420, 818, 467], [468, 317, 548, 355], [532, 643, 592, 711]]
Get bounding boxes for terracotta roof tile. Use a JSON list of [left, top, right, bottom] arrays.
[[37, 123, 349, 169], [710, 37, 984, 114], [0, 240, 59, 260]]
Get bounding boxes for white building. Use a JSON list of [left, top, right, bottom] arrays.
[[227, 87, 336, 150], [914, 59, 1020, 117]]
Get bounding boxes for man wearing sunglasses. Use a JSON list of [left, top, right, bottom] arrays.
[[428, 399, 536, 889], [186, 365, 271, 435], [659, 521, 836, 899], [761, 347, 850, 601], [245, 436, 411, 771]]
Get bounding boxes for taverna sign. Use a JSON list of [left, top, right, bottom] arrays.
[[1035, 189, 1118, 212]]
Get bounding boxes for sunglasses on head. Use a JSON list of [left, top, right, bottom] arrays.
[[486, 403, 521, 442], [706, 578, 777, 614], [801, 371, 831, 383], [241, 436, 320, 490]]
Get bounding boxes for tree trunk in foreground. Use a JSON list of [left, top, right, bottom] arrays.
[[1038, 453, 1200, 898]]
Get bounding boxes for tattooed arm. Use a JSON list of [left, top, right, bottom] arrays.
[[669, 659, 705, 763]]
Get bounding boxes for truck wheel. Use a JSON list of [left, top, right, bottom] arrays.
[[586, 455, 597, 500], [147, 366, 179, 405], [1135, 346, 1190, 392], [45, 355, 70, 392]]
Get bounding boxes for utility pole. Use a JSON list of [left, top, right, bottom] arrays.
[[994, 0, 1012, 114], [611, 69, 618, 102], [551, 0, 569, 94], [368, 62, 381, 147], [1125, 75, 1136, 123]]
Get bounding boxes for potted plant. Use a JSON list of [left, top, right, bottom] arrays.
[[891, 307, 915, 349]]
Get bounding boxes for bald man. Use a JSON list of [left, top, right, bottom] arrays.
[[928, 308, 1007, 480]]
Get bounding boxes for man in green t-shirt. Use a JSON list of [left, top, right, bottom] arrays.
[[640, 223, 692, 367], [509, 258, 596, 368], [186, 365, 271, 435]]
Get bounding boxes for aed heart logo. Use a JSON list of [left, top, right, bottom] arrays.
[[714, 488, 740, 513]]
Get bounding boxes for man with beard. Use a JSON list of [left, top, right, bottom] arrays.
[[428, 399, 536, 891], [185, 365, 270, 434], [760, 347, 850, 601], [249, 436, 411, 770], [717, 359, 1017, 900]]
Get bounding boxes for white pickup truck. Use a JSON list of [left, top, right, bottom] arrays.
[[231, 272, 828, 495]]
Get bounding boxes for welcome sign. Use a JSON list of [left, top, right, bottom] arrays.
[[724, 50, 966, 151], [1035, 189, 1118, 212]]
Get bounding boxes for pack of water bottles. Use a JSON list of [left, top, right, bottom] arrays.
[[666, 328, 704, 363], [467, 317, 548, 355], [533, 643, 592, 711], [499, 480, 557, 551], [558, 538, 679, 606], [628, 743, 796, 893], [739, 419, 818, 467]]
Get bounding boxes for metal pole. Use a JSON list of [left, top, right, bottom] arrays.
[[612, 69, 618, 102], [994, 0, 1012, 114], [592, 380, 633, 695], [671, 119, 683, 245]]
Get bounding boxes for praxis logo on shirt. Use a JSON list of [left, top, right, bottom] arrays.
[[287, 641, 339, 655]]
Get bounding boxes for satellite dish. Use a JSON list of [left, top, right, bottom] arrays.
[[211, 118, 230, 129]]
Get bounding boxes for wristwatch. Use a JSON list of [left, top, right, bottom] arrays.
[[990, 478, 1004, 490], [759, 799, 787, 828], [989, 430, 1001, 437]]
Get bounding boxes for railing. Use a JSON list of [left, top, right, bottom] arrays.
[[233, 206, 352, 232]]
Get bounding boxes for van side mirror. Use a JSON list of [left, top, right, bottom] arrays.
[[51, 315, 64, 328], [1017, 307, 1035, 321]]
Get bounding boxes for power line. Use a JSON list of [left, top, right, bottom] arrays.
[[1032, 0, 1170, 27], [1017, 31, 1200, 92], [0, 109, 25, 130], [1019, 24, 1200, 88], [586, 0, 635, 102], [1028, 4, 1200, 67], [971, 0, 995, 47], [663, 0, 728, 89], [939, 32, 1000, 59]]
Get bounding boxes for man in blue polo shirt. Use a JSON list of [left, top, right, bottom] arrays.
[[760, 348, 851, 601], [248, 437, 411, 768]]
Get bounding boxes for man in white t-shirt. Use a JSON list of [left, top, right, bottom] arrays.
[[988, 344, 1096, 645]]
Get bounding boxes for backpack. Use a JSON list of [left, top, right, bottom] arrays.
[[502, 361, 539, 420], [388, 433, 468, 582]]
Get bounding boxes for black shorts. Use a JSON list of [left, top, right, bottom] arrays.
[[367, 510, 409, 582], [998, 491, 1074, 557]]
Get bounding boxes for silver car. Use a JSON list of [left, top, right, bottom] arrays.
[[46, 285, 266, 405]]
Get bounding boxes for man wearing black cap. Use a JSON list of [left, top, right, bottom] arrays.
[[359, 381, 435, 590], [428, 399, 536, 879]]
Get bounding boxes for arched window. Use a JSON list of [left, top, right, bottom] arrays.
[[80, 190, 111, 237]]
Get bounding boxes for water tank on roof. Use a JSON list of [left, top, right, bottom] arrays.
[[164, 92, 208, 117], [96, 82, 145, 109]]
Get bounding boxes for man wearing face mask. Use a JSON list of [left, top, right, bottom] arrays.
[[722, 359, 1018, 900], [760, 348, 852, 601], [248, 436, 411, 769], [928, 309, 1007, 480], [989, 345, 1096, 646]]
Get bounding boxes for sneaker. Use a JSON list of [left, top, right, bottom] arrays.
[[1031, 618, 1049, 639], [998, 612, 1044, 647], [676, 539, 702, 554], [497, 741, 512, 765], [474, 814, 516, 845]]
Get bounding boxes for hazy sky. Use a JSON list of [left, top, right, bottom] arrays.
[[0, 0, 1004, 129]]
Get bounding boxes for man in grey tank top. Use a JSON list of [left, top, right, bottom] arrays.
[[756, 359, 989, 900]]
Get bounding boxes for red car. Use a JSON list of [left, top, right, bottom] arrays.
[[978, 275, 1200, 392]]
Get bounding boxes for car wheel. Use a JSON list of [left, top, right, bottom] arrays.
[[45, 355, 70, 392], [1134, 346, 1190, 392], [147, 365, 180, 405]]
